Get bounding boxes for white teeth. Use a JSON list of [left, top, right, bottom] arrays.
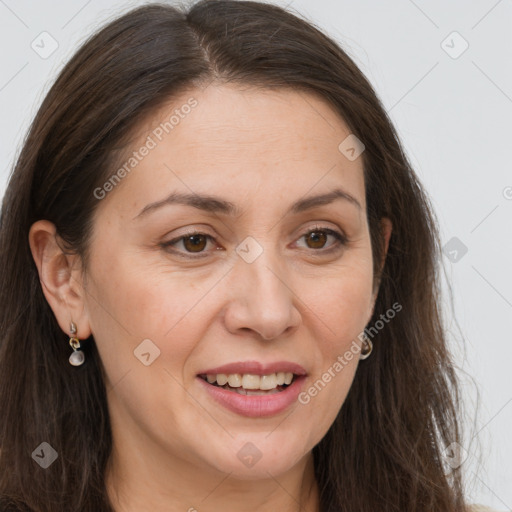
[[227, 374, 242, 387], [204, 372, 295, 390], [259, 374, 277, 390], [216, 374, 228, 386], [242, 374, 261, 389]]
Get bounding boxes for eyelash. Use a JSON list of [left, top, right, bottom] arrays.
[[161, 226, 348, 259]]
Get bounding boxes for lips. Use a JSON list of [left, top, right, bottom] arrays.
[[196, 373, 307, 417], [195, 360, 308, 417]]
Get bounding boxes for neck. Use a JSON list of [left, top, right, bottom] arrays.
[[105, 435, 320, 512]]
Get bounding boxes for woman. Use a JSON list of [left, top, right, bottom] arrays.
[[0, 1, 501, 511]]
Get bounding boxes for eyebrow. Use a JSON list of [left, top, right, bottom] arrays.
[[133, 187, 362, 220]]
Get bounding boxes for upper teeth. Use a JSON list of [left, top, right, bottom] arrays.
[[205, 372, 294, 390]]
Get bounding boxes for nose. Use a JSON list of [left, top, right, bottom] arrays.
[[222, 247, 302, 341]]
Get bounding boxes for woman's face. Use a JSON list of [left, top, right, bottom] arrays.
[[77, 84, 390, 479]]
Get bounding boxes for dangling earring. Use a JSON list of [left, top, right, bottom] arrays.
[[360, 333, 373, 360], [68, 321, 85, 366]]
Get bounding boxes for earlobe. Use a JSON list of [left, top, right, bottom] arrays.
[[28, 220, 92, 339]]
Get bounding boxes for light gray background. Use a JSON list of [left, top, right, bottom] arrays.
[[1, 0, 511, 509]]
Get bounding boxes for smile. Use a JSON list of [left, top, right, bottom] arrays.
[[199, 372, 297, 395]]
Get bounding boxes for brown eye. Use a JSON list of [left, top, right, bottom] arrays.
[[296, 227, 347, 253], [305, 231, 328, 249], [162, 232, 216, 257], [182, 234, 208, 252]]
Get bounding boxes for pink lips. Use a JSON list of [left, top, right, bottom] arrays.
[[196, 360, 308, 418], [197, 374, 306, 418]]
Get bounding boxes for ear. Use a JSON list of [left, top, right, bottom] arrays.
[[28, 220, 92, 340], [370, 216, 393, 312]]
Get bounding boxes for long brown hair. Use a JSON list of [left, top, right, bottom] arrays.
[[0, 1, 474, 510]]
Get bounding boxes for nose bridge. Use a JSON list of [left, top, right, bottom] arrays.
[[225, 236, 300, 339]]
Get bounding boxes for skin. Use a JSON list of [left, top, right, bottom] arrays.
[[29, 83, 392, 512]]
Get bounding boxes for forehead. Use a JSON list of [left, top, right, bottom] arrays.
[[96, 83, 366, 219]]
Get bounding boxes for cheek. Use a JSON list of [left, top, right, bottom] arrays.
[[299, 272, 371, 428], [86, 241, 176, 332], [83, 253, 204, 426], [84, 247, 212, 375], [309, 263, 374, 347]]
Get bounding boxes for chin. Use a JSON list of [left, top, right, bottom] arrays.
[[202, 436, 310, 480], [214, 458, 299, 481]]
